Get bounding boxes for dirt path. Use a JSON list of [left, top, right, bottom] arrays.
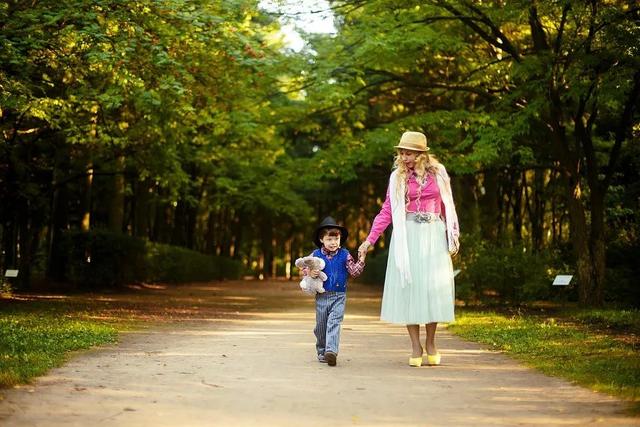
[[0, 280, 637, 426]]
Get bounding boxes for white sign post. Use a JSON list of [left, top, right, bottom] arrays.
[[552, 275, 572, 286], [4, 270, 19, 278], [552, 274, 573, 308], [2, 270, 19, 293]]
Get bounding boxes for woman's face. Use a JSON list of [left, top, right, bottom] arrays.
[[398, 149, 421, 169]]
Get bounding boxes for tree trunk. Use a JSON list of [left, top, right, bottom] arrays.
[[480, 169, 499, 241], [80, 163, 93, 232], [17, 203, 32, 289], [47, 146, 70, 282], [260, 216, 273, 278], [185, 204, 197, 250], [2, 221, 16, 273], [512, 170, 523, 242], [171, 199, 187, 247], [218, 206, 232, 257], [589, 189, 606, 306], [108, 155, 125, 232], [204, 211, 216, 254], [564, 173, 593, 304], [457, 175, 479, 235], [132, 178, 151, 238], [232, 211, 244, 259], [529, 169, 546, 251]]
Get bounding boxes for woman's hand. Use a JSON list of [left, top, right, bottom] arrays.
[[358, 241, 372, 261], [449, 239, 460, 257]]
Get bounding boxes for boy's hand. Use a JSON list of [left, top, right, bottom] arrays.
[[309, 269, 320, 278]]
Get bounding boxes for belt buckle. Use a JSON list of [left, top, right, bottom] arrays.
[[414, 212, 435, 223]]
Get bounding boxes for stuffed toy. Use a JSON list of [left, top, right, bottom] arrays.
[[294, 256, 327, 295]]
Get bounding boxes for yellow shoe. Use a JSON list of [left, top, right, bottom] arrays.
[[409, 356, 422, 367], [426, 353, 441, 366]]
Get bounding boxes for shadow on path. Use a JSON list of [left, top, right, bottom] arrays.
[[1, 280, 637, 426]]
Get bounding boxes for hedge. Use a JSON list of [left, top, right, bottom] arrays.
[[63, 230, 243, 288]]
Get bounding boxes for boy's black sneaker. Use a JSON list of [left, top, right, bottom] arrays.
[[325, 351, 337, 366]]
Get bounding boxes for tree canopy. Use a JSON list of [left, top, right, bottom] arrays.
[[1, 0, 638, 306]]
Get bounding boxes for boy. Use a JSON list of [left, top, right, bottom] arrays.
[[302, 216, 365, 366]]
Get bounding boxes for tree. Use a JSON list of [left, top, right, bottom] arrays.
[[294, 0, 639, 305]]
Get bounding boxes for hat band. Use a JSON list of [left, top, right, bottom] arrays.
[[395, 142, 429, 151]]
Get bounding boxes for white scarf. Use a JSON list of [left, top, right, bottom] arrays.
[[389, 170, 412, 286], [435, 165, 460, 254]]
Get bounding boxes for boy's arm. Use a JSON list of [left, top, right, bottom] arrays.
[[346, 252, 365, 278]]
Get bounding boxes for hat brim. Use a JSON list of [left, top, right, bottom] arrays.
[[394, 144, 430, 152], [314, 225, 348, 248]]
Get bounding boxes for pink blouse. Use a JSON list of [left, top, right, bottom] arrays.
[[366, 173, 443, 245]]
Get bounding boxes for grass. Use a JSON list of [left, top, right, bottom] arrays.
[[569, 308, 640, 332], [0, 313, 117, 387], [0, 294, 141, 388], [449, 308, 640, 411], [0, 312, 118, 387]]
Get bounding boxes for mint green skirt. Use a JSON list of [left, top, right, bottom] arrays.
[[380, 219, 455, 324]]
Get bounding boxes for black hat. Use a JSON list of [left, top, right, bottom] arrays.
[[314, 216, 348, 248]]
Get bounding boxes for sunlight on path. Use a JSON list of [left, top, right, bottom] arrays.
[[0, 281, 637, 426]]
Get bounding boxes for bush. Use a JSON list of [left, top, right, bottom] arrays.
[[605, 242, 640, 307], [64, 229, 147, 287], [456, 237, 568, 305], [63, 230, 243, 288], [145, 242, 243, 283]]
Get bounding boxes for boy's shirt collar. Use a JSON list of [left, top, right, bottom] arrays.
[[321, 246, 340, 256]]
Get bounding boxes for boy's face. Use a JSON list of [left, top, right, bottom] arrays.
[[320, 230, 341, 252]]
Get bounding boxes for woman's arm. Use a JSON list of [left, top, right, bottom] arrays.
[[358, 182, 392, 260], [365, 186, 392, 245]]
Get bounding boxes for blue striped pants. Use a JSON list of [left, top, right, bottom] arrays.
[[314, 291, 346, 355]]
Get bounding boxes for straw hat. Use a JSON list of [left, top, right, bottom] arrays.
[[394, 131, 429, 152]]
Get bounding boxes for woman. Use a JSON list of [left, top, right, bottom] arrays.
[[358, 131, 459, 367]]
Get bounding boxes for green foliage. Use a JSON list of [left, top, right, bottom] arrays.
[[289, 0, 640, 307], [145, 241, 244, 283], [0, 0, 329, 291], [0, 314, 116, 386], [63, 230, 243, 288], [449, 311, 640, 403], [2, 0, 638, 300], [455, 236, 567, 304], [65, 229, 147, 288], [604, 241, 640, 308]]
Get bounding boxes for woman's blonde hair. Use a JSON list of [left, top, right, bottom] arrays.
[[393, 150, 440, 194]]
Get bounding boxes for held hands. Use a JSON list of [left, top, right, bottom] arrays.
[[358, 240, 372, 262]]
